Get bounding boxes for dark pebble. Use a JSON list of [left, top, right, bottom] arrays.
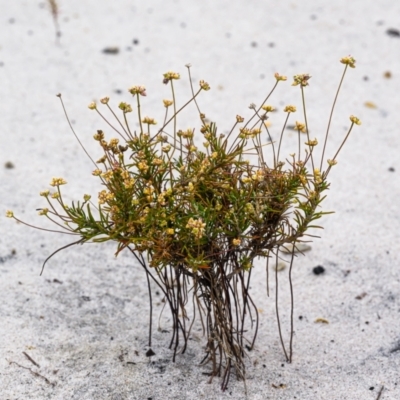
[[388, 167, 395, 172], [5, 161, 14, 169], [386, 28, 400, 37], [102, 47, 120, 54], [146, 348, 155, 357], [313, 265, 325, 275]]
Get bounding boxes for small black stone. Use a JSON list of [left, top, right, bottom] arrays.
[[299, 315, 303, 320], [386, 28, 400, 37], [313, 265, 325, 275], [133, 39, 139, 45], [146, 348, 155, 357], [5, 161, 15, 169], [369, 387, 374, 390], [388, 167, 395, 172], [102, 47, 120, 55]]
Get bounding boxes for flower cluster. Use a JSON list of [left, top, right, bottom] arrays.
[[186, 218, 206, 239], [292, 74, 312, 87]]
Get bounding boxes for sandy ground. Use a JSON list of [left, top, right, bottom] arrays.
[[1, 1, 400, 399]]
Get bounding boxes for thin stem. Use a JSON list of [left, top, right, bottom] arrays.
[[145, 266, 153, 347], [325, 123, 355, 178], [266, 256, 270, 297], [288, 246, 296, 363], [102, 105, 130, 140], [57, 95, 97, 168], [11, 216, 77, 236], [320, 65, 348, 170], [376, 386, 385, 400], [275, 250, 289, 361], [40, 238, 85, 275], [300, 87, 314, 171], [136, 94, 144, 134], [276, 113, 291, 163]]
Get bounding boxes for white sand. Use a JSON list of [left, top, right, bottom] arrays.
[[1, 1, 400, 399]]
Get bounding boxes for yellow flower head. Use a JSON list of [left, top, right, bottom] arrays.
[[142, 117, 157, 125], [274, 73, 287, 81], [232, 238, 241, 247], [93, 130, 105, 141], [128, 85, 147, 96], [186, 217, 206, 239], [294, 121, 307, 133], [118, 102, 132, 113], [40, 190, 50, 197], [350, 115, 361, 125], [262, 105, 275, 112], [98, 190, 114, 205], [340, 56, 356, 68], [50, 177, 67, 187], [163, 99, 173, 107], [6, 210, 14, 218], [305, 138, 318, 147], [163, 71, 180, 82], [284, 105, 297, 113], [199, 80, 210, 91], [292, 74, 311, 87]]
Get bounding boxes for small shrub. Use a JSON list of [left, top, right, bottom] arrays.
[[7, 56, 360, 391]]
